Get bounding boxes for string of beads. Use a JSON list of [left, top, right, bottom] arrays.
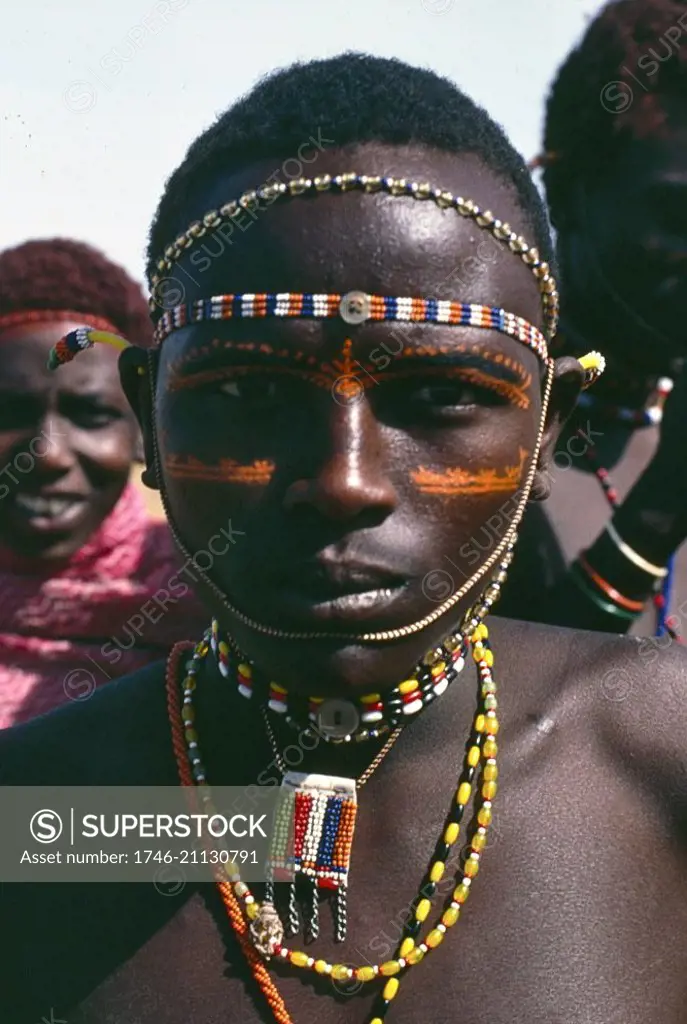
[[167, 623, 498, 1023], [147, 172, 559, 339]]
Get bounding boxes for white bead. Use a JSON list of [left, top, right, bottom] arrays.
[[268, 699, 287, 714], [361, 710, 383, 723], [433, 678, 448, 697], [238, 685, 252, 699], [402, 698, 423, 715]]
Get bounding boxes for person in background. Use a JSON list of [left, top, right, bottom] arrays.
[[0, 238, 205, 727], [500, 0, 687, 642]]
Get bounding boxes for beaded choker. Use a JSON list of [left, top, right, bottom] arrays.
[[210, 618, 469, 745], [204, 536, 512, 743]]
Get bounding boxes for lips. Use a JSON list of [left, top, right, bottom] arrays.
[[268, 557, 411, 623], [9, 492, 87, 533]]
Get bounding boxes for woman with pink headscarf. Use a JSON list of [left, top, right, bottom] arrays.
[[0, 238, 205, 726]]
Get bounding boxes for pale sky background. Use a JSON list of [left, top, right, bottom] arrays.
[[1, 0, 605, 287]]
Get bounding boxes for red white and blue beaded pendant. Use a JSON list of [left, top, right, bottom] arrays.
[[268, 772, 357, 942]]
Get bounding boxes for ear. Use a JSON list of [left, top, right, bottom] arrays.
[[531, 355, 585, 501], [119, 346, 159, 491]]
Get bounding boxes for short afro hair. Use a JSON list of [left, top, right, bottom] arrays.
[[147, 52, 554, 283], [0, 238, 153, 346], [543, 0, 687, 226]]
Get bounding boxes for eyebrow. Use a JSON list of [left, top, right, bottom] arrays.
[[167, 337, 532, 388]]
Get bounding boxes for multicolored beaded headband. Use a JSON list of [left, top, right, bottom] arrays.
[[146, 172, 560, 340], [152, 292, 549, 358], [48, 314, 604, 389]]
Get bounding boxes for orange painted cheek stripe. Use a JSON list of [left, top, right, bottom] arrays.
[[164, 454, 275, 485], [411, 447, 530, 496]]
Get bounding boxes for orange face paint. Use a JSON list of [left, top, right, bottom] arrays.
[[164, 454, 275, 485], [411, 447, 529, 497], [167, 337, 532, 408]]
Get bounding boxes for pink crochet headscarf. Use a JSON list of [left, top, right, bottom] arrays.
[[0, 482, 207, 727]]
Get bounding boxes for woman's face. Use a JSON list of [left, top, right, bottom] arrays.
[[133, 143, 572, 695], [0, 320, 138, 561], [557, 119, 687, 372]]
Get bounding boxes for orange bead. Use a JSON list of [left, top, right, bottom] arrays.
[[477, 805, 492, 827], [463, 855, 480, 878], [453, 882, 471, 904]]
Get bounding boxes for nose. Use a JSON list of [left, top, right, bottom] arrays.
[[284, 392, 398, 523], [29, 414, 76, 475]]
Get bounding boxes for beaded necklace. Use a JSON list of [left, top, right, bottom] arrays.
[[189, 613, 471, 943], [167, 621, 497, 1024], [210, 615, 471, 744]]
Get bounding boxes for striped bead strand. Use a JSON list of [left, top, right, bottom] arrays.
[[367, 627, 498, 1023], [149, 173, 559, 339]]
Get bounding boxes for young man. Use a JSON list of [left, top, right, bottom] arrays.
[[1, 54, 686, 1024], [501, 0, 687, 637]]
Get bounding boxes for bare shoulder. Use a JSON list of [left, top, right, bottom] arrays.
[[497, 617, 687, 829]]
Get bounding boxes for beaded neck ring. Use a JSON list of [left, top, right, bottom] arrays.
[[211, 613, 474, 744]]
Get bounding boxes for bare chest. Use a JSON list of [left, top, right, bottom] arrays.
[[68, 730, 687, 1024]]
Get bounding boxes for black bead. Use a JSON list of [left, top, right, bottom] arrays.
[[434, 842, 450, 862], [405, 919, 422, 939], [422, 882, 437, 898]]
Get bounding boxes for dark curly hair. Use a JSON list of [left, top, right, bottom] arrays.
[[147, 52, 554, 283], [0, 238, 153, 346], [543, 0, 687, 227]]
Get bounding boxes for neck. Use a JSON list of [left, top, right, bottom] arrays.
[[193, 634, 482, 785]]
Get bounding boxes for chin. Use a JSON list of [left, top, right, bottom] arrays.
[[221, 603, 470, 699]]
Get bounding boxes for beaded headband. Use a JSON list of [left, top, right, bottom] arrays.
[[152, 292, 549, 358], [146, 172, 560, 339]]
